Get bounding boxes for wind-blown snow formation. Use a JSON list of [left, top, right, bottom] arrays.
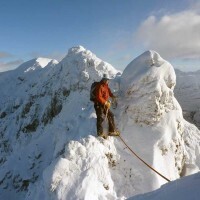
[[120, 50, 176, 125], [118, 51, 200, 191], [0, 46, 199, 200]]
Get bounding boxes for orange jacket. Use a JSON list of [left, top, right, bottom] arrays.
[[96, 81, 113, 104]]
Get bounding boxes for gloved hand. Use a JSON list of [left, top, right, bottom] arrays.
[[112, 95, 116, 99], [111, 96, 117, 109], [111, 96, 117, 102], [104, 101, 111, 109]]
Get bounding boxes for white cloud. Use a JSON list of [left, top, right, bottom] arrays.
[[0, 51, 13, 59], [0, 60, 24, 72], [134, 10, 200, 60], [190, 0, 200, 11]]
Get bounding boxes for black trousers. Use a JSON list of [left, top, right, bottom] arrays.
[[94, 103, 115, 135]]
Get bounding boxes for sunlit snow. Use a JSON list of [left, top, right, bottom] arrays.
[[0, 46, 199, 200]]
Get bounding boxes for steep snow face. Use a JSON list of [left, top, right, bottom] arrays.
[[175, 69, 200, 128], [0, 57, 59, 199], [0, 57, 58, 98]]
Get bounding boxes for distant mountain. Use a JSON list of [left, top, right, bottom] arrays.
[[0, 47, 199, 200], [174, 69, 200, 128]]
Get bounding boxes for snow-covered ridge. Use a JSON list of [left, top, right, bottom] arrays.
[[17, 57, 58, 72], [0, 46, 120, 199], [0, 46, 200, 200]]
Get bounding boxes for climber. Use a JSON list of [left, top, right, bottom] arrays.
[[91, 74, 120, 139]]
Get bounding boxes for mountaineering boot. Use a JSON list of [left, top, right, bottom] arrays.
[[97, 132, 108, 139], [108, 130, 120, 136]]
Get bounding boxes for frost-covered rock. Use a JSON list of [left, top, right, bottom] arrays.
[[120, 50, 177, 125]]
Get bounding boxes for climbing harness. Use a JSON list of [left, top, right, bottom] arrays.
[[118, 135, 171, 182]]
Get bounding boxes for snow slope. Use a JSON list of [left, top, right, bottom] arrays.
[[128, 172, 200, 200], [0, 47, 200, 200], [174, 69, 200, 128]]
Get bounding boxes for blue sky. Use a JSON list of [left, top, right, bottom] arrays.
[[0, 0, 200, 72]]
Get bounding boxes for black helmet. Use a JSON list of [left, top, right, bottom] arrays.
[[102, 74, 110, 80]]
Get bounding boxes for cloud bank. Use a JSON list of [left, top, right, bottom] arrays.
[[0, 60, 24, 72], [134, 10, 200, 60], [0, 51, 13, 59]]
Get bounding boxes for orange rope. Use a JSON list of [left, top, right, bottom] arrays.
[[118, 135, 171, 182]]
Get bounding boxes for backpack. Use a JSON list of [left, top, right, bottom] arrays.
[[90, 81, 99, 102]]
